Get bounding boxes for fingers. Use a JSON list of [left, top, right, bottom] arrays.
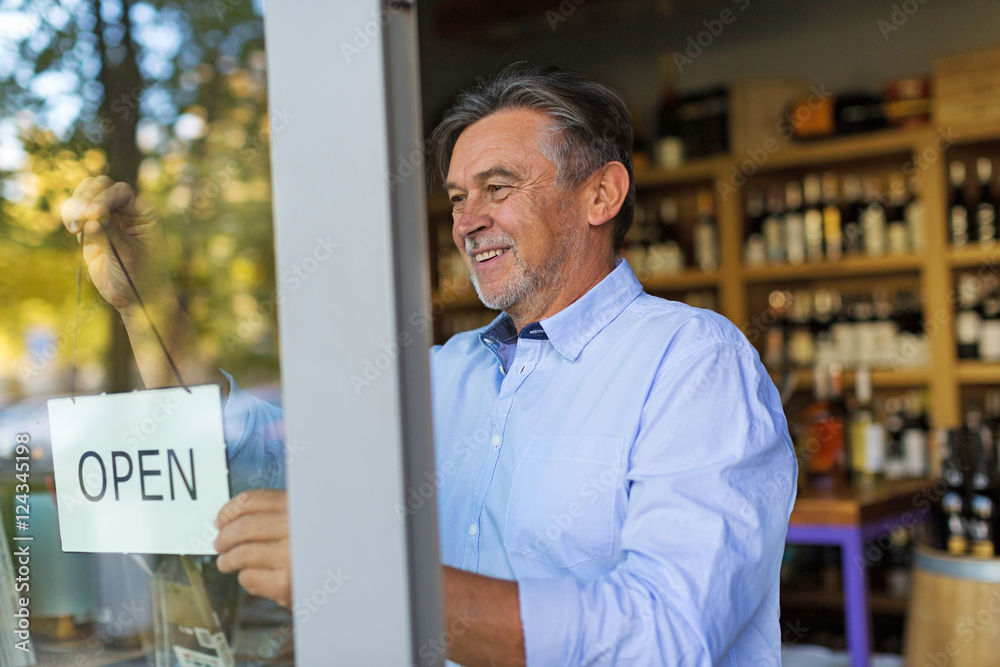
[[62, 177, 139, 235], [216, 489, 287, 528], [216, 539, 289, 574], [237, 567, 292, 608], [214, 510, 289, 553]]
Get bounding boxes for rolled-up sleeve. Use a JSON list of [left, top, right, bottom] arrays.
[[518, 340, 797, 665], [220, 369, 286, 494]]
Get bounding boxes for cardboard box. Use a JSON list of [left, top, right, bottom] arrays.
[[933, 45, 1000, 126]]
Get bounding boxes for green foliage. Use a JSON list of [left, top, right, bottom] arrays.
[[0, 0, 281, 397]]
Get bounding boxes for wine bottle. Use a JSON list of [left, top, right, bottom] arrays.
[[976, 157, 997, 247], [850, 365, 885, 485], [950, 161, 971, 247], [821, 171, 843, 261], [763, 187, 786, 265], [693, 190, 718, 272], [744, 190, 767, 268], [862, 177, 887, 257], [803, 173, 824, 263], [968, 418, 997, 558], [979, 283, 1000, 362], [956, 273, 983, 360], [886, 174, 910, 255], [940, 427, 968, 555], [785, 181, 806, 265], [841, 174, 865, 255]]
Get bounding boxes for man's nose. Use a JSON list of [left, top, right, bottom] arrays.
[[454, 195, 492, 239]]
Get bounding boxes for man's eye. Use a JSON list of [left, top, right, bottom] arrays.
[[450, 195, 466, 205], [488, 184, 508, 195]]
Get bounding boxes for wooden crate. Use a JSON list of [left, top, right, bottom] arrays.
[[729, 77, 812, 156], [933, 45, 1000, 126]]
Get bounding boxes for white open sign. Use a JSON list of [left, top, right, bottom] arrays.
[[47, 385, 231, 554]]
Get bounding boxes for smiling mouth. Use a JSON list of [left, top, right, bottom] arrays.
[[473, 247, 511, 263]]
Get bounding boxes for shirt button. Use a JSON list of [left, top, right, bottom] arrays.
[[491, 434, 501, 448], [468, 523, 478, 536]]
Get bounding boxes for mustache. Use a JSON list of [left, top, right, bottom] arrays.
[[465, 236, 516, 253]]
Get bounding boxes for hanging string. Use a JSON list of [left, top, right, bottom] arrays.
[[71, 218, 191, 397], [70, 227, 84, 403]]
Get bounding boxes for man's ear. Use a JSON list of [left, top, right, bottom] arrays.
[[586, 161, 629, 229]]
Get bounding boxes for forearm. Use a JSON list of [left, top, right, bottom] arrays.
[[443, 566, 525, 667], [119, 295, 227, 396]]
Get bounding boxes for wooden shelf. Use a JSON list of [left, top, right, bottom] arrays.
[[790, 478, 936, 526], [744, 254, 924, 283], [772, 367, 930, 391], [782, 589, 910, 616], [955, 362, 1000, 385], [640, 270, 721, 292], [948, 244, 1000, 268], [633, 156, 729, 188], [756, 126, 931, 172]]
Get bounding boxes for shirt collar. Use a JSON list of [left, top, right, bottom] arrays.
[[479, 258, 643, 361]]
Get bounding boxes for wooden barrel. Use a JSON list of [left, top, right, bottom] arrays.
[[904, 545, 1000, 667]]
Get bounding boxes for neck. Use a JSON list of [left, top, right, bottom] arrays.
[[507, 257, 615, 332]]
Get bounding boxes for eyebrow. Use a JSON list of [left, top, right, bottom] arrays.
[[442, 166, 522, 194]]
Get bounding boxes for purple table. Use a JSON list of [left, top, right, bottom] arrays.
[[784, 479, 936, 667]]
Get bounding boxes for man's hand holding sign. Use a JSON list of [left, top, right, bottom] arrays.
[[55, 177, 287, 565]]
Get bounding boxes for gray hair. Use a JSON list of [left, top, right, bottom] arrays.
[[428, 62, 635, 253]]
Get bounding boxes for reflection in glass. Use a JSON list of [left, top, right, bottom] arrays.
[[0, 0, 288, 663]]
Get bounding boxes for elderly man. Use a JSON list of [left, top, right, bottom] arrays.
[[64, 63, 796, 666]]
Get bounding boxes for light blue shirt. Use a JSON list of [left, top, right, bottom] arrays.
[[224, 259, 797, 666]]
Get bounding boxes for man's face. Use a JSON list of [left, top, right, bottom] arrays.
[[444, 108, 588, 320]]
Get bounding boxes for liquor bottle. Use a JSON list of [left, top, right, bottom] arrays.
[[787, 290, 815, 368], [654, 54, 684, 169], [872, 289, 898, 363], [803, 173, 824, 263], [647, 197, 685, 277], [950, 161, 971, 247], [906, 176, 927, 253], [764, 289, 790, 369], [956, 273, 983, 360], [979, 282, 1000, 362], [968, 417, 997, 558], [785, 181, 806, 265], [940, 427, 968, 554], [885, 175, 910, 255], [976, 158, 997, 247], [693, 190, 719, 272], [901, 391, 929, 478], [830, 364, 852, 480], [841, 174, 865, 255], [831, 292, 855, 368], [821, 172, 843, 262], [862, 177, 887, 257], [850, 365, 885, 485], [894, 290, 928, 368], [744, 190, 767, 268], [763, 187, 786, 264], [796, 363, 848, 488], [853, 297, 877, 369], [812, 290, 836, 366], [884, 397, 907, 480]]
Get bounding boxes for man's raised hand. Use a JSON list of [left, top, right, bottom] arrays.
[[61, 176, 174, 313]]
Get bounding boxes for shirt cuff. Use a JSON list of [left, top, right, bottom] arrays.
[[518, 576, 582, 666]]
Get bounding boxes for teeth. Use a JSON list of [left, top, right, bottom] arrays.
[[474, 248, 508, 263]]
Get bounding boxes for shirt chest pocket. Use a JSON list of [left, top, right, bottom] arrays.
[[503, 435, 625, 569]]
